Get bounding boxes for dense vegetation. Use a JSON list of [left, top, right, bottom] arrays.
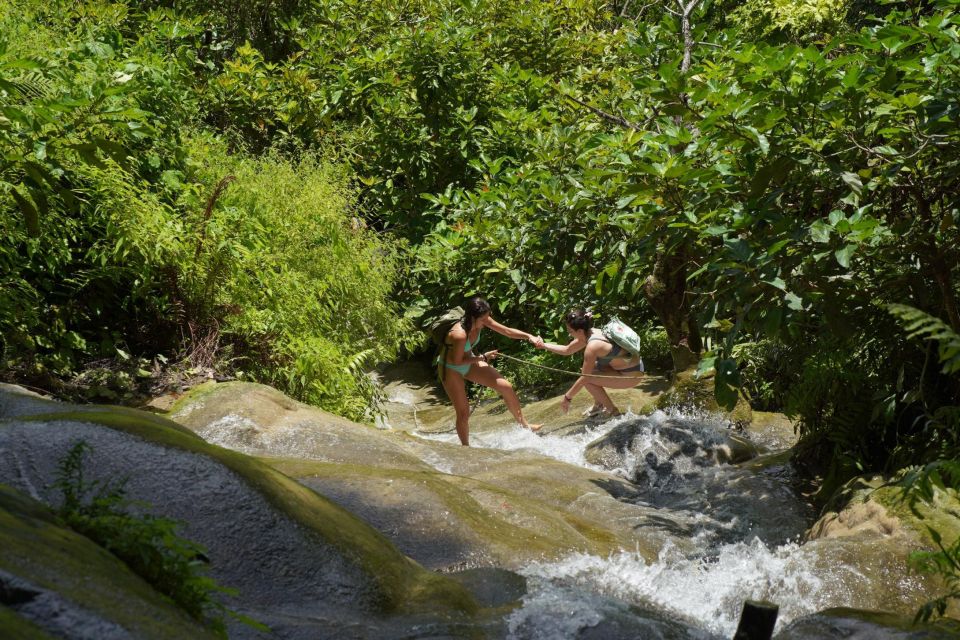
[[2, 0, 958, 614]]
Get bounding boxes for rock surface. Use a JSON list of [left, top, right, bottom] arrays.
[[774, 607, 960, 639], [0, 385, 474, 639], [583, 415, 760, 472], [5, 369, 960, 638], [169, 381, 689, 567], [0, 484, 215, 640]]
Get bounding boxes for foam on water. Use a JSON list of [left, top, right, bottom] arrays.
[[415, 412, 636, 469], [510, 537, 867, 638]]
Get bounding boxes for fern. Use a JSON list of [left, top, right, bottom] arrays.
[[888, 304, 960, 375]]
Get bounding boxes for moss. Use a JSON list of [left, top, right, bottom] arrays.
[[9, 409, 476, 615], [0, 485, 215, 639], [271, 459, 619, 556], [814, 476, 960, 555], [738, 449, 793, 472], [869, 485, 960, 550], [655, 369, 753, 424], [0, 606, 56, 639], [560, 513, 619, 549], [164, 381, 230, 416]]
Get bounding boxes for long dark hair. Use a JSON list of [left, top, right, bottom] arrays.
[[462, 296, 491, 334], [565, 308, 593, 337]]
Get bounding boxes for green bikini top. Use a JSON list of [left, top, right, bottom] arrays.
[[464, 328, 482, 352]]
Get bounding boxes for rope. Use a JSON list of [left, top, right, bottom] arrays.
[[494, 352, 642, 379]]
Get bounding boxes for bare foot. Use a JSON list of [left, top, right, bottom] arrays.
[[582, 404, 604, 418], [526, 423, 543, 433]]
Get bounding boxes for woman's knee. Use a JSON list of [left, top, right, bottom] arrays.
[[495, 379, 514, 395]]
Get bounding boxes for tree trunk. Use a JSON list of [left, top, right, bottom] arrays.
[[643, 245, 702, 375], [928, 244, 960, 332]]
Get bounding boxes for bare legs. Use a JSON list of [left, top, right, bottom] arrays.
[[441, 362, 541, 446], [583, 371, 644, 415], [467, 362, 541, 434], [441, 366, 472, 445]]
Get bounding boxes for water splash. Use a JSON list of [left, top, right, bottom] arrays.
[[415, 412, 634, 469], [413, 407, 926, 635], [511, 538, 867, 638]]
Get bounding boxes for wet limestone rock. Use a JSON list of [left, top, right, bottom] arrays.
[[0, 484, 217, 640], [746, 411, 798, 451], [165, 381, 690, 568], [169, 381, 431, 470], [774, 607, 960, 639], [807, 476, 960, 547], [584, 415, 759, 471], [806, 476, 960, 620], [0, 387, 475, 639]]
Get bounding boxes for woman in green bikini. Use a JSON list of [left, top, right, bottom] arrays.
[[535, 308, 644, 417], [439, 297, 542, 446]]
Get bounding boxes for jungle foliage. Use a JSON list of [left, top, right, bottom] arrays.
[[0, 0, 413, 419], [2, 0, 959, 618]]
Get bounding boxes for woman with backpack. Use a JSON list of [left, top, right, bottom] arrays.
[[437, 296, 543, 446], [534, 309, 644, 418]]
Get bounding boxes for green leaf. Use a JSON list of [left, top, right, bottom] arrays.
[[810, 221, 831, 243], [697, 356, 717, 377], [785, 292, 804, 311], [715, 357, 741, 410], [841, 172, 863, 196], [763, 277, 786, 291], [743, 126, 769, 155], [835, 244, 856, 268]]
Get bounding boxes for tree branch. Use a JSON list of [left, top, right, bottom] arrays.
[[564, 94, 642, 130]]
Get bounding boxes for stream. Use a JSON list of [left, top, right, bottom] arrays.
[[411, 408, 930, 638]]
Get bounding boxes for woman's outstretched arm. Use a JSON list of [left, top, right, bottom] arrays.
[[484, 316, 539, 343], [538, 337, 587, 357]]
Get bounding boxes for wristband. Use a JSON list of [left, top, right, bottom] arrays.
[[563, 395, 571, 402]]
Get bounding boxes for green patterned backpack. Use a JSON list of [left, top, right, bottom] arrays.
[[601, 317, 642, 358]]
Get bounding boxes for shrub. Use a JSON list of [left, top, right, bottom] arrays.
[[179, 135, 415, 420]]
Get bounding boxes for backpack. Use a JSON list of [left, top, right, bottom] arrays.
[[421, 307, 464, 346], [601, 316, 642, 358]]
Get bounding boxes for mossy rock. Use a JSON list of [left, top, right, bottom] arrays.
[[169, 381, 431, 470], [266, 445, 684, 568], [0, 484, 217, 640], [812, 477, 960, 552], [654, 368, 753, 426], [806, 477, 960, 620], [161, 382, 687, 567], [270, 458, 635, 569], [747, 411, 798, 451], [0, 388, 477, 638], [776, 607, 960, 639], [0, 606, 56, 640]]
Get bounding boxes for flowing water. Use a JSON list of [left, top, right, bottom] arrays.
[[415, 410, 930, 638]]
